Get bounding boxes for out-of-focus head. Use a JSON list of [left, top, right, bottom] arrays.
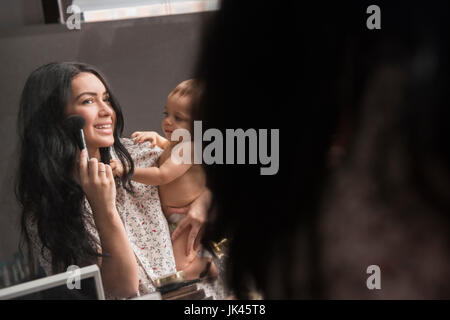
[[195, 0, 450, 298]]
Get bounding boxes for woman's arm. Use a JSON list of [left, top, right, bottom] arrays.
[[78, 149, 139, 299]]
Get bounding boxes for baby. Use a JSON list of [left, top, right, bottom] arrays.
[[111, 79, 218, 280]]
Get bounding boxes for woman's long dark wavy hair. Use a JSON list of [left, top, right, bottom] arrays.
[[16, 62, 135, 275]]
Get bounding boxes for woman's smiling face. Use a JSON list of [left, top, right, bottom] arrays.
[[66, 72, 116, 155]]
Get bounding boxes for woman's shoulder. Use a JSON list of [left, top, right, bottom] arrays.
[[120, 137, 163, 167]]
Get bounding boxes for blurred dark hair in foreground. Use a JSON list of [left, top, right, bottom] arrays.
[[196, 1, 450, 298]]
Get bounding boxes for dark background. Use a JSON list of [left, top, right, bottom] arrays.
[[0, 0, 209, 267]]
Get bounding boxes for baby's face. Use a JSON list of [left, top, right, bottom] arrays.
[[162, 95, 192, 141]]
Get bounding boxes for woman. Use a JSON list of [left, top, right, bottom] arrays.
[[16, 62, 223, 299]]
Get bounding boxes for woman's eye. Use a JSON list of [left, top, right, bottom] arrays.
[[163, 112, 168, 117], [103, 97, 111, 104], [82, 98, 94, 104]]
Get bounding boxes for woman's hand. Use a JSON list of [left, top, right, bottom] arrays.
[[169, 189, 212, 256], [78, 149, 117, 216]]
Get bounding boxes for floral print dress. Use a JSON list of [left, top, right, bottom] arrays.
[[27, 138, 225, 299]]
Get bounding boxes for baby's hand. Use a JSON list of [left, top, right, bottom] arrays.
[[110, 159, 124, 178], [131, 131, 159, 148]]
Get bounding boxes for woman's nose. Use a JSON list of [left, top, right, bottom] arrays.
[[99, 101, 113, 116]]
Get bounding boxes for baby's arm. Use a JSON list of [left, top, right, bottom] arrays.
[[111, 157, 190, 185], [131, 131, 169, 149], [112, 141, 193, 185], [133, 141, 194, 185], [133, 155, 191, 186]]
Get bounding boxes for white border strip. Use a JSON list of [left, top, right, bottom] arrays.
[[82, 0, 219, 23], [0, 264, 105, 300]]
